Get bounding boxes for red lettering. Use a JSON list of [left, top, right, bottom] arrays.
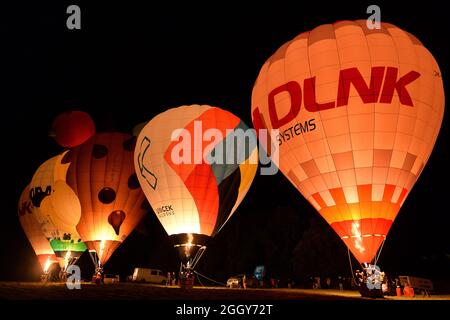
[[263, 67, 420, 129], [304, 77, 335, 112], [268, 81, 302, 129], [336, 66, 385, 107], [380, 67, 420, 106], [18, 201, 32, 216], [252, 108, 265, 131], [252, 108, 272, 156]]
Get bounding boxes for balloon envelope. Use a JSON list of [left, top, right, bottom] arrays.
[[135, 105, 258, 262], [29, 152, 86, 259], [18, 184, 57, 272], [52, 111, 95, 148], [251, 21, 444, 264], [65, 132, 148, 266]]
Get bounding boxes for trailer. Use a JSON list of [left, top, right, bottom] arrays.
[[399, 276, 433, 296]]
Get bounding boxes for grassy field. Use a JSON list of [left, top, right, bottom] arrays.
[[0, 282, 449, 300]]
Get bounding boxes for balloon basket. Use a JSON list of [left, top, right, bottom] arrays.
[[359, 286, 384, 298], [180, 277, 194, 289]]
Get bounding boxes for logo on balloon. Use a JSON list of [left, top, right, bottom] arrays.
[[137, 137, 158, 189], [156, 205, 175, 217], [18, 200, 32, 216], [254, 66, 420, 132], [29, 186, 52, 207]]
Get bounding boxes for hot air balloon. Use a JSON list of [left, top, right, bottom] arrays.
[[64, 132, 148, 269], [135, 105, 258, 275], [18, 184, 57, 274], [51, 111, 96, 148], [252, 21, 444, 267], [29, 151, 87, 269]]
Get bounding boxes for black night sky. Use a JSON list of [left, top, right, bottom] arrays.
[[1, 1, 449, 289]]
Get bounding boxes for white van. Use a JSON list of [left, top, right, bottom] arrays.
[[132, 268, 167, 284]]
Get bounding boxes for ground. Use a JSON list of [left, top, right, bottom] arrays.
[[0, 282, 449, 300]]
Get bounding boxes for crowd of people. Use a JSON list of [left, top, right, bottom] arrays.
[[306, 271, 393, 296], [165, 272, 177, 286]]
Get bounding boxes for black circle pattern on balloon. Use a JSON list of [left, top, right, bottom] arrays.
[[128, 173, 140, 189], [92, 144, 108, 159], [98, 187, 116, 204]]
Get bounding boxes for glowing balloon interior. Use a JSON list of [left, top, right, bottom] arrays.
[[29, 152, 87, 264], [135, 105, 258, 265], [252, 21, 444, 264], [18, 184, 57, 272], [64, 132, 148, 266]]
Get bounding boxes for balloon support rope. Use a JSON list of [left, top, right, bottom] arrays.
[[88, 250, 99, 269], [193, 271, 227, 287], [190, 246, 207, 270], [373, 238, 386, 267], [347, 247, 360, 287], [195, 272, 205, 287]]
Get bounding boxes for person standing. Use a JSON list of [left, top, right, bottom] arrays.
[[326, 277, 331, 289]]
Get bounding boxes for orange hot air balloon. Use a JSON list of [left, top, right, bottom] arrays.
[[18, 184, 57, 273], [64, 132, 148, 267], [51, 111, 96, 148], [135, 105, 258, 269], [252, 21, 444, 265]]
